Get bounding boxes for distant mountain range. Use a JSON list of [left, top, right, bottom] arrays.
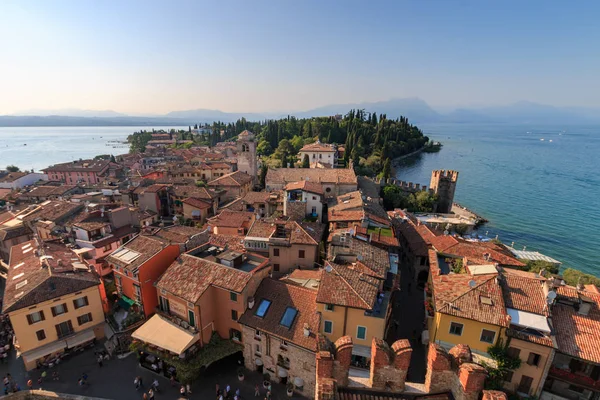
[[3, 98, 599, 126]]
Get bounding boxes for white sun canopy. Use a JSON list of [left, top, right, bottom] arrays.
[[506, 308, 551, 333]]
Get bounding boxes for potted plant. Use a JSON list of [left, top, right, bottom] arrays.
[[286, 382, 294, 397], [263, 372, 271, 389], [237, 367, 245, 381]]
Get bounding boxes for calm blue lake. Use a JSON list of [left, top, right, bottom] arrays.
[[394, 123, 599, 275]]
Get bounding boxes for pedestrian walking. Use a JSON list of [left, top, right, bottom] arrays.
[[148, 388, 155, 400], [26, 380, 32, 390], [134, 376, 140, 390], [82, 373, 88, 384], [97, 354, 103, 367], [236, 388, 240, 397], [255, 384, 260, 397], [226, 383, 231, 397], [138, 376, 143, 387], [143, 393, 148, 400], [180, 385, 186, 397], [170, 375, 176, 387], [186, 383, 192, 394], [52, 371, 59, 381], [216, 383, 220, 396]]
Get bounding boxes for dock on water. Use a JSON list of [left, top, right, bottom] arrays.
[[452, 202, 488, 226]]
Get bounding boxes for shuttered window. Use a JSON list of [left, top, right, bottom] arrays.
[[73, 296, 89, 310], [77, 313, 93, 325], [51, 303, 68, 316], [26, 311, 45, 325]]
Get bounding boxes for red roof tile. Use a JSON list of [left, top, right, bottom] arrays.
[[239, 279, 320, 352], [285, 181, 324, 195], [317, 262, 380, 310]]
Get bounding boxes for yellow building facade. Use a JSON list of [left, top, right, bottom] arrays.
[[317, 303, 387, 349], [10, 285, 105, 370], [429, 312, 506, 355]]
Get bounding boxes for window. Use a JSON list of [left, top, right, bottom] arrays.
[[230, 329, 242, 341], [325, 304, 334, 312], [188, 310, 196, 327], [517, 375, 534, 394], [159, 296, 170, 313], [273, 248, 280, 257], [230, 292, 238, 302], [357, 326, 367, 340], [26, 311, 45, 325], [280, 307, 298, 329], [324, 320, 333, 334], [133, 284, 142, 300], [36, 330, 46, 341], [255, 344, 261, 355], [51, 303, 68, 317], [449, 322, 463, 336], [326, 188, 331, 193], [312, 196, 316, 200], [55, 320, 74, 338], [480, 329, 496, 344], [255, 299, 271, 317], [103, 244, 112, 252], [299, 250, 305, 259], [274, 264, 280, 272], [255, 330, 261, 338], [77, 313, 93, 325], [527, 352, 541, 366], [504, 370, 514, 382], [73, 296, 89, 309], [231, 309, 238, 321], [507, 347, 521, 359]]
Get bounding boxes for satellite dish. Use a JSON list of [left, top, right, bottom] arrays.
[[547, 291, 557, 302], [468, 280, 477, 288], [325, 264, 332, 273]]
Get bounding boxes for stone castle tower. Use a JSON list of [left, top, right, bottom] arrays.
[[430, 169, 459, 214], [237, 130, 257, 182]]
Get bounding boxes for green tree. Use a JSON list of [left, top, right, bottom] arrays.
[[6, 165, 20, 172], [302, 154, 310, 168], [382, 158, 391, 180], [525, 260, 560, 275], [563, 268, 600, 287], [257, 140, 273, 156], [259, 164, 268, 188], [482, 339, 521, 390]]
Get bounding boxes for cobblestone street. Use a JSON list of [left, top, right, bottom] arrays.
[[0, 343, 306, 400]]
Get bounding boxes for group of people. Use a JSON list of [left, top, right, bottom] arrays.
[[3, 374, 20, 394], [0, 314, 14, 364], [215, 382, 274, 400]]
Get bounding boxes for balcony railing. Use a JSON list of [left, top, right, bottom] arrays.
[[549, 366, 600, 390]]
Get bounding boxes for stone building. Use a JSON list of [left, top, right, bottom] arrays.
[[429, 170, 459, 214], [239, 278, 320, 395], [315, 335, 500, 400], [237, 130, 258, 182]]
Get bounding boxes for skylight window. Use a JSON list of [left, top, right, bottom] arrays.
[[255, 299, 272, 318], [480, 295, 493, 305], [280, 307, 298, 329]]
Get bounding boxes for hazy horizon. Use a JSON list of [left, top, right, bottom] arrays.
[[2, 0, 600, 114]]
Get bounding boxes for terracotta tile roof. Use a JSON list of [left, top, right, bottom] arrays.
[[21, 185, 78, 198], [157, 253, 258, 303], [436, 276, 510, 327], [328, 237, 390, 279], [0, 172, 29, 183], [182, 197, 212, 209], [43, 159, 110, 173], [285, 181, 324, 195], [21, 201, 84, 224], [287, 269, 323, 281], [219, 197, 245, 212], [246, 220, 324, 246], [208, 210, 254, 228], [299, 141, 336, 152], [242, 191, 271, 204], [152, 225, 206, 244], [500, 272, 548, 315], [553, 286, 600, 364], [330, 191, 364, 212], [317, 262, 380, 310], [266, 168, 357, 186], [3, 240, 99, 313], [239, 278, 320, 352], [507, 328, 555, 348], [238, 130, 253, 137], [0, 188, 12, 201], [106, 234, 172, 272], [432, 236, 525, 267], [134, 184, 168, 194], [328, 210, 364, 222], [208, 171, 253, 187], [172, 185, 221, 200], [207, 234, 246, 252]]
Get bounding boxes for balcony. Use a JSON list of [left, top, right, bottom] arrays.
[[549, 366, 600, 391], [154, 307, 198, 334]]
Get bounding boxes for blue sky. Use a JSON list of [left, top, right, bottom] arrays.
[[1, 0, 599, 114]]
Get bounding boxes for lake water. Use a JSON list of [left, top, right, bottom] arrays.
[[394, 123, 600, 275], [0, 126, 185, 171]]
